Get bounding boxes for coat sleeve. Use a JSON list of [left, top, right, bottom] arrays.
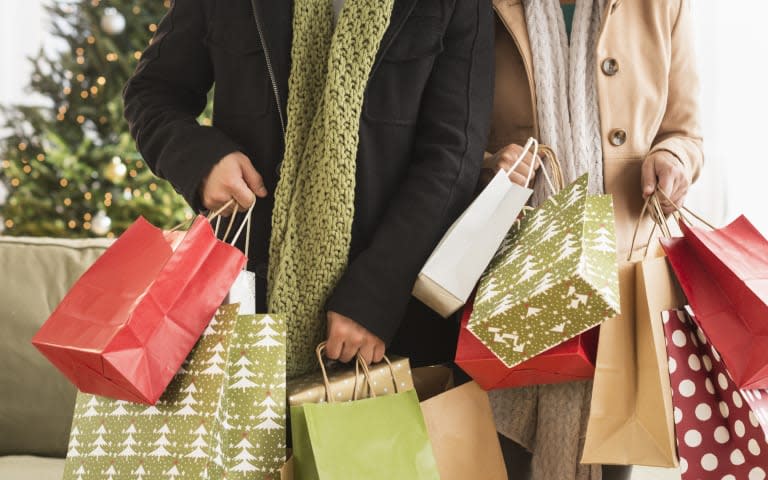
[[649, 0, 704, 182], [123, 0, 243, 212], [326, 0, 494, 343]]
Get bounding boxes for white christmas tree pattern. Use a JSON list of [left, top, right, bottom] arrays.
[[255, 315, 282, 348], [175, 382, 199, 416], [255, 392, 283, 431], [231, 434, 258, 473], [469, 175, 619, 368], [229, 352, 258, 389], [68, 427, 81, 458], [62, 303, 287, 480]]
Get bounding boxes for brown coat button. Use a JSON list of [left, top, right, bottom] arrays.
[[609, 129, 627, 147], [602, 58, 619, 76]]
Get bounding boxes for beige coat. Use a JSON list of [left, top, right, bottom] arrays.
[[488, 0, 704, 253], [486, 2, 704, 477]]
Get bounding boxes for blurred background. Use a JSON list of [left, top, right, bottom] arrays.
[[0, 0, 195, 238]]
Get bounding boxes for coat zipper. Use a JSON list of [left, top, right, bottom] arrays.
[[249, 0, 286, 138]]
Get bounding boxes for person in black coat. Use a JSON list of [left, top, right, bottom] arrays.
[[123, 0, 494, 369]]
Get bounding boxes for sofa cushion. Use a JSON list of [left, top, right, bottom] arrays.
[[0, 237, 110, 457], [0, 455, 66, 480]]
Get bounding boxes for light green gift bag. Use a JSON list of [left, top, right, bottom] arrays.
[[468, 174, 620, 368], [291, 344, 439, 480], [62, 303, 287, 479]]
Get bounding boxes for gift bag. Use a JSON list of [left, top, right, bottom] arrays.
[[287, 354, 413, 406], [584, 196, 681, 467], [468, 174, 620, 368], [62, 303, 288, 479], [662, 213, 768, 389], [418, 372, 508, 480], [456, 297, 598, 390], [582, 255, 682, 466], [32, 205, 248, 404], [291, 345, 439, 480], [662, 308, 768, 479], [413, 138, 542, 318]]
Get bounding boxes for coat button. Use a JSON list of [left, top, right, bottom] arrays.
[[601, 58, 619, 76], [609, 129, 627, 147]]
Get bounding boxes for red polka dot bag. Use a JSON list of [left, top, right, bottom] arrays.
[[662, 308, 768, 479]]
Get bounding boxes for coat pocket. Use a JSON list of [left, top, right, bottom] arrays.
[[364, 15, 444, 125]]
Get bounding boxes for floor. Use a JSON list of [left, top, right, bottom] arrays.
[[632, 466, 681, 480]]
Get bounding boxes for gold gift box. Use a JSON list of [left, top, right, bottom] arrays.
[[287, 356, 415, 406]]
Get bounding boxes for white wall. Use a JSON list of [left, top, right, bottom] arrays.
[[0, 1, 48, 207], [0, 1, 48, 107], [688, 1, 768, 234]]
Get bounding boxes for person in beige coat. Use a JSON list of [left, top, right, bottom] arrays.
[[483, 0, 703, 479]]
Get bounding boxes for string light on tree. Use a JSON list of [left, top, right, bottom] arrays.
[[101, 8, 126, 35], [91, 211, 112, 236]]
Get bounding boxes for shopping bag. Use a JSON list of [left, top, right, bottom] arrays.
[[662, 213, 768, 389], [62, 303, 288, 479], [583, 250, 682, 466], [419, 376, 508, 480], [291, 345, 439, 480], [287, 355, 414, 406], [413, 138, 540, 317], [468, 173, 620, 368], [32, 205, 248, 404], [456, 297, 598, 390], [662, 308, 768, 479], [583, 193, 681, 467]]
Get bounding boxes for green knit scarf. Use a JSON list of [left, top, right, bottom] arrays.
[[268, 0, 394, 378]]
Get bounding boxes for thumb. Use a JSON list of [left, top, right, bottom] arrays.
[[641, 156, 657, 197], [238, 156, 268, 198]]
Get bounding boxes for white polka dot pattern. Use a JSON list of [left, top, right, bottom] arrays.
[[662, 309, 768, 479]]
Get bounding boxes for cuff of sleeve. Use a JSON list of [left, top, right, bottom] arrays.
[[325, 264, 411, 346], [649, 138, 697, 181], [158, 126, 243, 213]]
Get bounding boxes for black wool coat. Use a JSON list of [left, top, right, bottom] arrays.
[[123, 0, 494, 367]]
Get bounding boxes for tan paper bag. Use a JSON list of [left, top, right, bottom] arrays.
[[419, 376, 508, 480], [281, 455, 294, 479], [582, 242, 684, 467]]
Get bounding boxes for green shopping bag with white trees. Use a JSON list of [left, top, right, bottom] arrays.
[[62, 303, 287, 479], [468, 174, 620, 368]]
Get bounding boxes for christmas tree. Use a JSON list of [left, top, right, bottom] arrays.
[[0, 0, 200, 238]]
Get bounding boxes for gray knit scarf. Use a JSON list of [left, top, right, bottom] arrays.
[[490, 1, 607, 480], [527, 0, 606, 203]]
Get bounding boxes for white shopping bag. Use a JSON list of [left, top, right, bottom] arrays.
[[413, 138, 540, 317]]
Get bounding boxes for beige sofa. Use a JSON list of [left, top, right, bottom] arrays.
[[0, 236, 111, 480]]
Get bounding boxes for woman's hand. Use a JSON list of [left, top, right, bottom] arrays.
[[641, 150, 691, 214], [199, 152, 268, 212], [325, 311, 386, 365], [482, 144, 540, 187]]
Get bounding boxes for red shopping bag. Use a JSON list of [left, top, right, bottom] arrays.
[[661, 308, 768, 479], [32, 215, 246, 404], [455, 298, 598, 390], [662, 218, 768, 389]]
